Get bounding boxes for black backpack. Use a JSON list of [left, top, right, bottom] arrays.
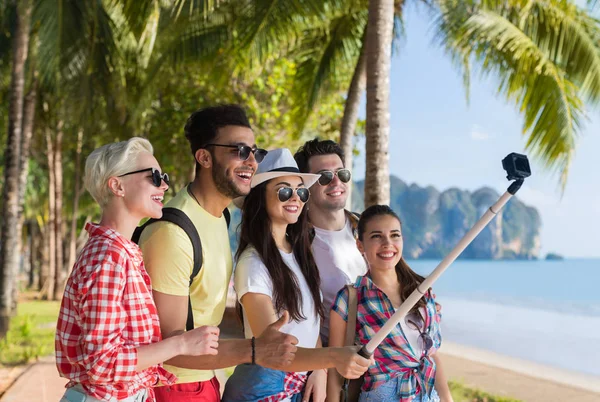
[[132, 207, 231, 331]]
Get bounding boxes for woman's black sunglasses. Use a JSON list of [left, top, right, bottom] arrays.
[[205, 144, 268, 163], [119, 167, 169, 187], [318, 169, 351, 186], [277, 187, 310, 203], [406, 314, 434, 357]]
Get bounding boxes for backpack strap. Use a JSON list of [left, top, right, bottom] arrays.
[[132, 207, 202, 332], [345, 210, 361, 239], [341, 284, 359, 401], [223, 207, 231, 228], [344, 284, 358, 346]]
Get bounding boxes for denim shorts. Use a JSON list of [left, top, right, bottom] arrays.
[[222, 364, 302, 402], [358, 377, 440, 402], [60, 384, 148, 402]]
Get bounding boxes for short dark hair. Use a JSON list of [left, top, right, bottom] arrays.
[[294, 137, 344, 173], [184, 104, 252, 158]]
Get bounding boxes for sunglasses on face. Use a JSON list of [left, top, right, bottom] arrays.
[[318, 168, 351, 186], [119, 167, 169, 187], [277, 187, 310, 203], [204, 143, 268, 163]]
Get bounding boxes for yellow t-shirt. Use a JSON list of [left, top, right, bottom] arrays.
[[138, 187, 232, 384]]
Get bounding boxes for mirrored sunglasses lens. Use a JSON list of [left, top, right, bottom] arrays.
[[338, 169, 351, 183], [163, 173, 170, 185], [238, 146, 251, 161], [278, 187, 293, 202], [297, 188, 310, 203], [318, 171, 334, 186], [255, 149, 268, 163]]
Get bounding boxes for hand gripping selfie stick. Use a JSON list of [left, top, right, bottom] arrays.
[[356, 153, 531, 359]]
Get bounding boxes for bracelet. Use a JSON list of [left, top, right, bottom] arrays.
[[251, 336, 256, 365]]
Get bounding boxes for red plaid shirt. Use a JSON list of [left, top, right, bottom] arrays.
[[55, 223, 176, 401], [260, 372, 307, 401]]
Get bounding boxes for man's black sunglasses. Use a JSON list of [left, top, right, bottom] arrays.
[[318, 169, 351, 186], [204, 144, 268, 163], [119, 167, 169, 187], [277, 187, 310, 203]]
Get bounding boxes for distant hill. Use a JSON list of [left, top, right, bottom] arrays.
[[352, 176, 541, 260], [228, 175, 541, 260]]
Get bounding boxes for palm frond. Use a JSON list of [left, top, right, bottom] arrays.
[[290, 8, 368, 132], [435, 0, 600, 190]]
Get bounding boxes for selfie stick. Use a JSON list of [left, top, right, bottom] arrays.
[[356, 153, 531, 359]]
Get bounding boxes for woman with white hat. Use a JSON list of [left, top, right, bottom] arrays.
[[222, 148, 371, 402]]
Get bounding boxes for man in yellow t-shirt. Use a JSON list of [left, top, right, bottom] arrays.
[[139, 105, 298, 402]]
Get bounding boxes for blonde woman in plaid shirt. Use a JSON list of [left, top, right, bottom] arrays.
[[56, 138, 219, 402], [328, 205, 453, 402]]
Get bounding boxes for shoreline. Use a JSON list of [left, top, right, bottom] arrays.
[[440, 341, 600, 402]]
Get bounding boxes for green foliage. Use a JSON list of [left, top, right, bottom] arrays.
[[436, 0, 600, 191], [139, 57, 346, 194], [0, 299, 60, 365], [449, 381, 522, 402]]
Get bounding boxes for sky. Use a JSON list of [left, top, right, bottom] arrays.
[[352, 3, 600, 258]]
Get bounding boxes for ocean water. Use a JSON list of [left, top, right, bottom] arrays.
[[408, 259, 600, 377]]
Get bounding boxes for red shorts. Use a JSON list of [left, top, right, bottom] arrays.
[[154, 377, 221, 402]]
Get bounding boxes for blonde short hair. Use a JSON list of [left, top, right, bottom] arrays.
[[84, 137, 154, 207]]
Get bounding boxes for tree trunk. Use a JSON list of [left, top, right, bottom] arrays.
[[15, 78, 37, 292], [45, 128, 56, 301], [39, 222, 49, 293], [53, 122, 64, 300], [364, 0, 393, 208], [28, 221, 38, 289], [0, 0, 32, 337], [339, 38, 367, 210], [17, 79, 37, 221], [67, 128, 84, 275]]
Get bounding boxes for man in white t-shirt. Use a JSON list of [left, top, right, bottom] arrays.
[[294, 139, 368, 345]]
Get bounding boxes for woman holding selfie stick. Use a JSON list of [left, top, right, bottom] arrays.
[[327, 205, 452, 402]]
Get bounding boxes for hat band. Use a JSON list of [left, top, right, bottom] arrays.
[[268, 167, 300, 173]]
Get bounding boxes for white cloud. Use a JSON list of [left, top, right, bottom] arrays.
[[470, 124, 493, 141]]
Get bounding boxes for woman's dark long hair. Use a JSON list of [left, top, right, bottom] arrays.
[[236, 181, 324, 322], [357, 204, 427, 314]]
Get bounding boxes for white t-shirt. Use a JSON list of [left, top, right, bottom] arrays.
[[234, 247, 321, 351], [312, 218, 367, 343]]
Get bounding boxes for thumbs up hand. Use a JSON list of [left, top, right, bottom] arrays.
[[254, 311, 299, 370]]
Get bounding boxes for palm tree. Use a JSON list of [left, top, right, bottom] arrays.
[[0, 0, 32, 337], [364, 0, 395, 207], [436, 0, 600, 191]]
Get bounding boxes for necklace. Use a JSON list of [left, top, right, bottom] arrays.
[[187, 184, 202, 207]]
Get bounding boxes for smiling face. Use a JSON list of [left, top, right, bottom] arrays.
[[205, 125, 258, 199], [357, 214, 403, 272], [265, 175, 307, 226], [117, 151, 169, 220], [307, 153, 348, 212]]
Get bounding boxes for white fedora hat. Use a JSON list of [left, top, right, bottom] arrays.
[[233, 148, 320, 208]]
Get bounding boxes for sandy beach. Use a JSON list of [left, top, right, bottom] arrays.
[[440, 341, 600, 402], [2, 339, 599, 402], [216, 308, 600, 402]]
